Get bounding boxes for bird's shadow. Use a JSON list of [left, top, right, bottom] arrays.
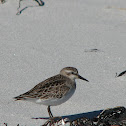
[[32, 109, 103, 121]]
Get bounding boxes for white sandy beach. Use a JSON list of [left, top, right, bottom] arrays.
[[0, 0, 126, 125]]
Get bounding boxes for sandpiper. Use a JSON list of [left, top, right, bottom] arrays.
[[14, 67, 89, 118]]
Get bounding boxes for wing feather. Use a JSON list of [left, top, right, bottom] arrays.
[[14, 74, 71, 100]]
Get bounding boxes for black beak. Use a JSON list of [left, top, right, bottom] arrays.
[[78, 75, 89, 82]]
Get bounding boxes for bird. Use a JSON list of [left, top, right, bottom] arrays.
[[14, 67, 89, 118]]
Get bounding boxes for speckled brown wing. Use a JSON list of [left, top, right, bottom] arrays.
[[14, 74, 71, 100]]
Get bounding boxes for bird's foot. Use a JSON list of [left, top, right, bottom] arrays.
[[42, 116, 65, 126]]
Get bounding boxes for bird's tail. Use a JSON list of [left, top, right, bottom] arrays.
[[14, 95, 25, 100]]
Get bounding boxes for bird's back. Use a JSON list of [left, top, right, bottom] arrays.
[[14, 74, 74, 100]]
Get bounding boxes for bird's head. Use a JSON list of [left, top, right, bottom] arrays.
[[60, 67, 89, 82]]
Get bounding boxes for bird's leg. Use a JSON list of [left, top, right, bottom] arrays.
[[47, 106, 53, 118], [46, 106, 55, 125], [46, 106, 63, 125]]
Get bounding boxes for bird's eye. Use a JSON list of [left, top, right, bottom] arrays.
[[71, 72, 74, 74]]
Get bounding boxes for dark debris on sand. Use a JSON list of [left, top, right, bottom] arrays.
[[42, 106, 126, 126]]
